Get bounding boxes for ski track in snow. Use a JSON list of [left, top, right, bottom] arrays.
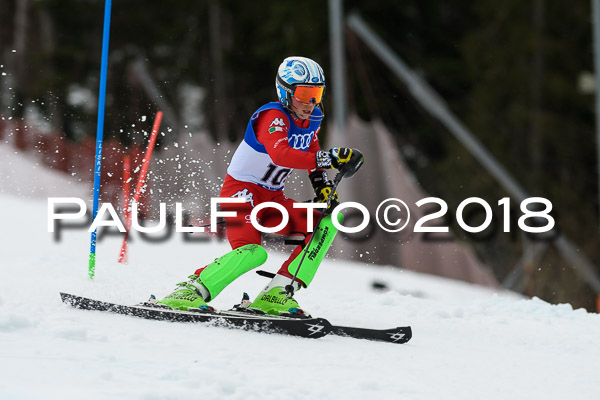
[[1, 193, 600, 400]]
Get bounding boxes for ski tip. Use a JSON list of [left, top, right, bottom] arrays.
[[391, 326, 412, 344], [330, 324, 412, 344]]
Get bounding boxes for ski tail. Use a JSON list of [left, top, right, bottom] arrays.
[[59, 292, 331, 339]]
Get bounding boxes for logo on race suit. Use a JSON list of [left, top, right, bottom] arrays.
[[273, 137, 288, 149], [268, 118, 286, 134], [231, 189, 255, 207], [288, 131, 314, 150], [270, 118, 286, 127]]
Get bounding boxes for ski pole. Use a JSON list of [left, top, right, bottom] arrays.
[[285, 149, 365, 297], [284, 170, 346, 297]]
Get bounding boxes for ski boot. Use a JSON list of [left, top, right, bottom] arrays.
[[245, 274, 310, 318], [157, 274, 214, 312], [157, 244, 268, 312]]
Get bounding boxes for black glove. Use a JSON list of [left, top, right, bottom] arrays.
[[315, 147, 354, 169], [309, 170, 339, 211]]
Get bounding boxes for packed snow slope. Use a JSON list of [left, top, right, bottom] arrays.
[[1, 193, 600, 400]]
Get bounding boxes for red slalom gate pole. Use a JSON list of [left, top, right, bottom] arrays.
[[118, 153, 131, 263], [118, 111, 163, 263], [122, 153, 131, 214]]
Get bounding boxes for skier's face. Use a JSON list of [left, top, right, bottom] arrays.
[[290, 97, 316, 120]]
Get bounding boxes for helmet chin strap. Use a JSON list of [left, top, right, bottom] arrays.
[[285, 96, 325, 122], [312, 102, 325, 121], [304, 102, 325, 122]]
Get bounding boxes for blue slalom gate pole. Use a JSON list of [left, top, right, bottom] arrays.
[[89, 0, 112, 279]]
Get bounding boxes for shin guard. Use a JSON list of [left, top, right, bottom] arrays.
[[199, 244, 267, 300], [286, 213, 343, 288]]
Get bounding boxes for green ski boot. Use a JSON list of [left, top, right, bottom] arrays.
[[245, 214, 344, 317], [247, 274, 309, 317], [157, 244, 268, 311], [157, 275, 213, 312]]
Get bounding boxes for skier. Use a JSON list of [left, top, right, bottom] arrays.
[[158, 56, 362, 316]]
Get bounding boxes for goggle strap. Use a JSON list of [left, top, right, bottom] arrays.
[[276, 75, 294, 94]]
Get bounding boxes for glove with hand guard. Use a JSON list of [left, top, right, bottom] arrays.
[[308, 169, 339, 211], [315, 147, 354, 170]]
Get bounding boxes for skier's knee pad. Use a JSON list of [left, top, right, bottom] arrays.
[[199, 244, 267, 301], [287, 213, 343, 288]]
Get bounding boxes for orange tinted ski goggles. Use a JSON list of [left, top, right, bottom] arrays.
[[293, 85, 324, 104]]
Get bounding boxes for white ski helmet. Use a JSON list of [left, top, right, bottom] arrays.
[[275, 56, 325, 108]]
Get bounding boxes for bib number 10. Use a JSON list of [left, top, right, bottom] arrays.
[[414, 197, 555, 233], [261, 163, 292, 187]]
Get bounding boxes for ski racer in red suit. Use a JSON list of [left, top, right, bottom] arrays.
[[158, 56, 361, 316]]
